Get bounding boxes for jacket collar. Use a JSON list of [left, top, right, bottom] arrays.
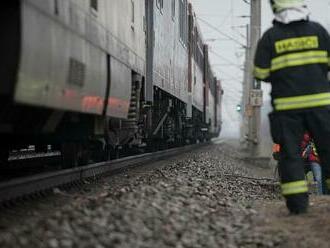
[[274, 6, 310, 24]]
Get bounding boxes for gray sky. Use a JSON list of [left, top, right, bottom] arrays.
[[191, 0, 330, 138]]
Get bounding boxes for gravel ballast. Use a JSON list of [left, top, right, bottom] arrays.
[[0, 140, 287, 248]]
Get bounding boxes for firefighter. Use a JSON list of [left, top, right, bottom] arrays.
[[254, 0, 330, 214], [272, 143, 281, 161], [301, 132, 324, 195]]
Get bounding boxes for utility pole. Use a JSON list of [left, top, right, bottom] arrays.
[[241, 23, 250, 142], [242, 0, 262, 155]]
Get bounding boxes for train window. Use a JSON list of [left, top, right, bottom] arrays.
[[156, 0, 163, 13], [179, 0, 183, 41], [90, 0, 98, 11], [194, 28, 204, 71], [131, 0, 135, 25], [179, 0, 188, 46], [184, 0, 188, 44], [171, 0, 176, 20], [54, 0, 59, 15]]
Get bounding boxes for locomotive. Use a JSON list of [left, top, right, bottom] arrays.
[[0, 0, 223, 167]]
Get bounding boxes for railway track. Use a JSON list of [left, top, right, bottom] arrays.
[[0, 143, 209, 203]]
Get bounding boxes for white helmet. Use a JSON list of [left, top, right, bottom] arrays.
[[270, 0, 306, 13]]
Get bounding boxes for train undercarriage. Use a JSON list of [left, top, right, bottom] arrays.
[[0, 74, 212, 170]]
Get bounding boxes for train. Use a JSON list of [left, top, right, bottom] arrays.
[[1, 0, 223, 167]]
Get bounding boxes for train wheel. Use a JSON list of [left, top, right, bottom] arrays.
[[61, 143, 78, 168], [78, 143, 90, 166], [144, 139, 156, 153], [90, 140, 107, 163], [0, 149, 9, 166], [159, 141, 168, 151], [0, 149, 10, 176], [35, 144, 48, 153]]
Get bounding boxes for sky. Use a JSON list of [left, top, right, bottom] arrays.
[[191, 0, 330, 139]]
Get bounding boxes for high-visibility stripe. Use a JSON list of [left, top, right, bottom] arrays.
[[253, 66, 270, 80], [271, 50, 328, 72], [274, 92, 330, 111], [275, 36, 319, 54], [328, 57, 330, 67], [326, 179, 330, 190], [281, 180, 308, 196]]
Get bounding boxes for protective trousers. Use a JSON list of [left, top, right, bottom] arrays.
[[269, 108, 330, 212]]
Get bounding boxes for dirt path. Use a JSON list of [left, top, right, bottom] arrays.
[[229, 138, 330, 247], [252, 196, 330, 248]]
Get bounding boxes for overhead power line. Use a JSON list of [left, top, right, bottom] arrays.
[[214, 66, 243, 82], [217, 70, 242, 82], [208, 48, 243, 70], [197, 17, 246, 47]]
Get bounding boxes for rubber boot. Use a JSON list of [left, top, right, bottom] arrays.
[[285, 193, 309, 215]]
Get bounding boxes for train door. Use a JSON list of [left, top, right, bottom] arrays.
[[187, 4, 193, 119], [1, 0, 21, 96], [203, 45, 210, 124], [145, 0, 154, 103], [103, 54, 111, 116]]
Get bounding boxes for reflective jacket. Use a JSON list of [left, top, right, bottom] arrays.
[[254, 20, 330, 111]]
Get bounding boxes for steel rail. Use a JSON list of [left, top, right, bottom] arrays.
[[0, 143, 207, 203]]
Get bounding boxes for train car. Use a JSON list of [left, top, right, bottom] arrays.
[[144, 0, 190, 147], [186, 3, 206, 142], [215, 79, 224, 136], [0, 0, 222, 168], [145, 0, 222, 145], [203, 50, 223, 139], [1, 0, 146, 165], [188, 3, 222, 141], [208, 76, 223, 138]]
